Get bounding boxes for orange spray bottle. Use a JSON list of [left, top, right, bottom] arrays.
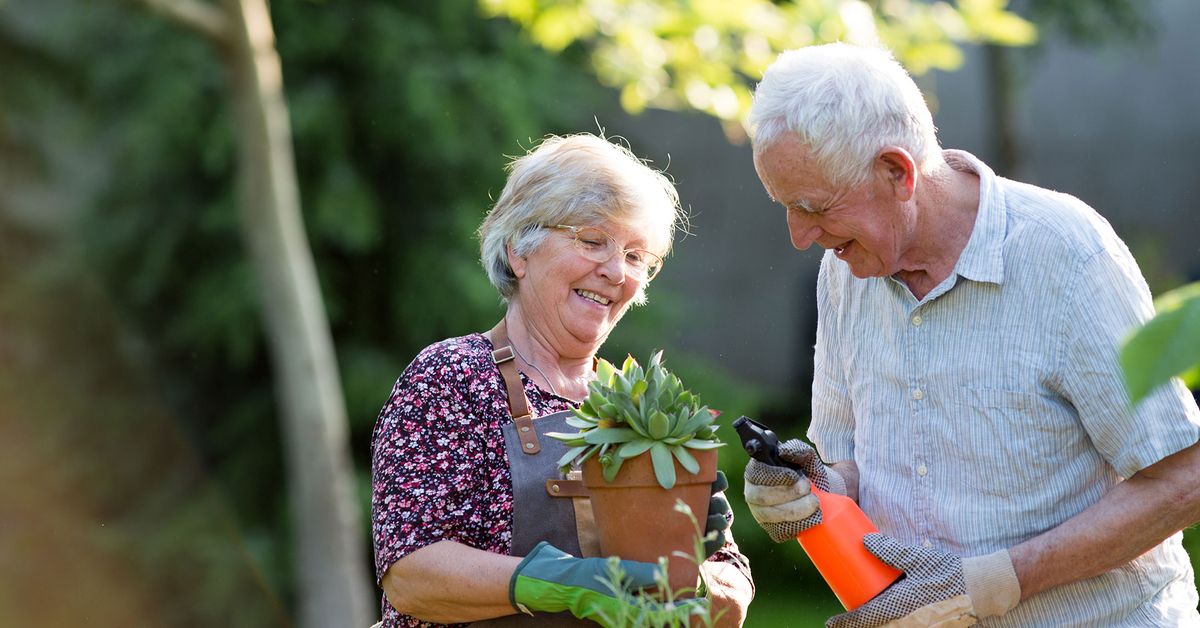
[[734, 417, 902, 610]]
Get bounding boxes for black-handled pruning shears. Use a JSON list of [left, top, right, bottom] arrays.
[[732, 415, 801, 470]]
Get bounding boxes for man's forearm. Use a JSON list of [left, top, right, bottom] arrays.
[[1008, 441, 1200, 599], [831, 460, 860, 501]]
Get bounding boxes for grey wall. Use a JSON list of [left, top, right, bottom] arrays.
[[607, 0, 1200, 396]]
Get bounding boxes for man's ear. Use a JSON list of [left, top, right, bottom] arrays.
[[875, 146, 917, 201], [507, 242, 527, 279]]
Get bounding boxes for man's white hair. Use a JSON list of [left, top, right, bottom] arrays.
[[749, 43, 941, 189], [477, 133, 683, 304]]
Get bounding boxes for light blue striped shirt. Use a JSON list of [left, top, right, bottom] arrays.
[[809, 151, 1200, 626]]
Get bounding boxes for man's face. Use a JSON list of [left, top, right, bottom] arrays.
[[753, 135, 914, 279]]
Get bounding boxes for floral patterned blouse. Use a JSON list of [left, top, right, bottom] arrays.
[[371, 333, 750, 627]]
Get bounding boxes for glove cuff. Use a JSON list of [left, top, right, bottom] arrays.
[[823, 466, 848, 496], [962, 549, 1020, 618], [509, 541, 554, 615]]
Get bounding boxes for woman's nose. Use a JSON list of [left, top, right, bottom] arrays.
[[596, 251, 628, 283]]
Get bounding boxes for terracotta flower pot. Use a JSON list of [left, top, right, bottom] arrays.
[[582, 448, 719, 595]]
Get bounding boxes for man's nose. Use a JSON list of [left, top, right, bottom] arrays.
[[787, 214, 823, 251]]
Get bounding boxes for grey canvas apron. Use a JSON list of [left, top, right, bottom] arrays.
[[469, 323, 599, 627]]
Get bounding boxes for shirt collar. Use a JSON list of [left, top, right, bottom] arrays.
[[945, 150, 1006, 285]]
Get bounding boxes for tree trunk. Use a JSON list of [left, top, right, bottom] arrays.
[[983, 43, 1023, 179], [219, 0, 372, 626]]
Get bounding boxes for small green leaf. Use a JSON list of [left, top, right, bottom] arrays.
[[595, 358, 616, 387], [681, 439, 725, 450], [650, 442, 676, 489], [631, 379, 648, 404], [556, 445, 587, 468], [1121, 282, 1200, 404], [617, 440, 654, 458], [647, 410, 671, 440], [671, 446, 699, 474], [586, 390, 607, 412], [583, 428, 639, 444], [565, 415, 596, 429], [602, 453, 626, 482], [621, 354, 638, 375], [544, 432, 586, 447], [648, 349, 664, 369]]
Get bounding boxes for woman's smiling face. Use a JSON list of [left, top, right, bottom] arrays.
[[509, 220, 665, 353]]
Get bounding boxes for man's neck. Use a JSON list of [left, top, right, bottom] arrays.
[[895, 161, 981, 300]]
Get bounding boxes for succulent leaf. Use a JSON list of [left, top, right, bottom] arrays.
[[583, 428, 639, 444], [586, 390, 608, 412], [672, 446, 700, 474], [602, 453, 626, 482], [631, 379, 648, 405], [647, 410, 671, 440], [650, 442, 676, 489], [621, 354, 638, 375], [557, 445, 588, 469], [596, 358, 616, 387], [681, 439, 724, 450], [617, 439, 654, 458], [565, 415, 596, 429], [648, 349, 664, 369]]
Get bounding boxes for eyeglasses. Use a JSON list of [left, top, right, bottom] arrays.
[[547, 224, 664, 281]]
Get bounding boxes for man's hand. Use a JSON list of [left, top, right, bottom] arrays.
[[704, 471, 733, 558], [825, 533, 1020, 628], [742, 439, 846, 542], [511, 541, 704, 627]]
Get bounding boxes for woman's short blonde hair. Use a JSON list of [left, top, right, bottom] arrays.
[[478, 133, 684, 304]]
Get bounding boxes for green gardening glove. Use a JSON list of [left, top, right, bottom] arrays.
[[511, 541, 704, 627], [704, 470, 733, 558]]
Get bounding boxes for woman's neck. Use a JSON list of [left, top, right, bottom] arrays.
[[499, 308, 595, 402]]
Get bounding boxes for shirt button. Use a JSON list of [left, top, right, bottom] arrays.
[[912, 388, 925, 400], [911, 315, 923, 326], [923, 539, 933, 549], [917, 464, 928, 477]]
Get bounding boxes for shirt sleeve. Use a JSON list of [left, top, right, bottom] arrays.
[[370, 346, 498, 584], [809, 253, 856, 463], [1055, 246, 1200, 478]]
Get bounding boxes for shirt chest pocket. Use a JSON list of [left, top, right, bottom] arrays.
[[946, 387, 1084, 494]]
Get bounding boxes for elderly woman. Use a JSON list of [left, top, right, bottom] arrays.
[[371, 134, 754, 627]]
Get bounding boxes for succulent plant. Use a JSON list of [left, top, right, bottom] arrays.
[[546, 350, 724, 489]]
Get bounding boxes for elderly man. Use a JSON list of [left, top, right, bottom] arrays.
[[741, 43, 1200, 627]]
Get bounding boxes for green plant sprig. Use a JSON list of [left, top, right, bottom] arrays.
[[546, 350, 724, 489]]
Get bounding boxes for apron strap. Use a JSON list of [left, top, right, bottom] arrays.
[[489, 319, 540, 455]]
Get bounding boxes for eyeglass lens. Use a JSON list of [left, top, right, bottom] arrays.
[[570, 227, 661, 280]]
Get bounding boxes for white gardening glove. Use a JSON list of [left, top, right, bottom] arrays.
[[742, 439, 847, 543], [825, 533, 1020, 628]]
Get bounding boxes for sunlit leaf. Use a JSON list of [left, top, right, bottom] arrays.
[[1120, 282, 1200, 404], [650, 442, 676, 489]]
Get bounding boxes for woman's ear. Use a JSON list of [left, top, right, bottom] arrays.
[[875, 146, 917, 201], [507, 242, 527, 279]]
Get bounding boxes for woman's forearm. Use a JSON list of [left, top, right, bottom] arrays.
[[382, 540, 523, 623]]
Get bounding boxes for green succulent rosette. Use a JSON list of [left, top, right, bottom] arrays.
[[545, 350, 724, 489]]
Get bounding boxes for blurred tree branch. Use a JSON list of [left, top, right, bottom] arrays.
[[481, 0, 1037, 140], [120, 0, 372, 626], [131, 0, 231, 44]]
